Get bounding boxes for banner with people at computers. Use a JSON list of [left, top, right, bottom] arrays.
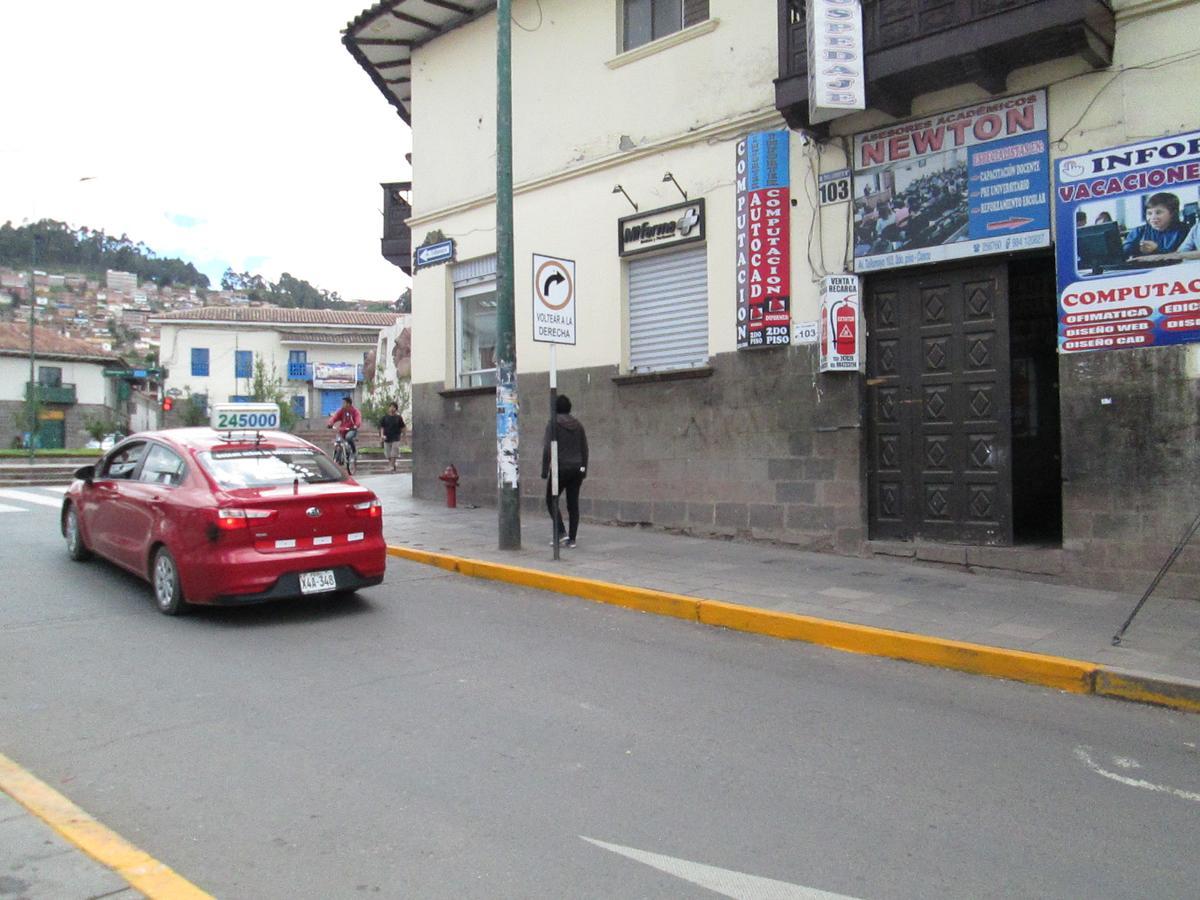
[[851, 90, 1050, 272], [1055, 128, 1200, 353]]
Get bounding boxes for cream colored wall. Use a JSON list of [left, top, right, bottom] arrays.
[[411, 0, 777, 215], [0, 356, 110, 405], [409, 0, 784, 385], [810, 0, 1200, 284]]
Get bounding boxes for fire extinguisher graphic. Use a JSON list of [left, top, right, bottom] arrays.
[[833, 297, 857, 356]]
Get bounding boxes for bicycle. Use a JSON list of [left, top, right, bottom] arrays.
[[331, 430, 357, 476]]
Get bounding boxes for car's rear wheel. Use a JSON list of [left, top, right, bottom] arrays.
[[152, 547, 187, 616], [64, 506, 92, 561]]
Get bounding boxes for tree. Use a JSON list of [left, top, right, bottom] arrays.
[[249, 357, 297, 431]]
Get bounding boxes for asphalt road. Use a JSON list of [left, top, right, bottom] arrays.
[[1, 490, 1198, 899]]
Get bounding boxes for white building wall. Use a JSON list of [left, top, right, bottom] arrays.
[[0, 356, 110, 405], [409, 0, 782, 386]]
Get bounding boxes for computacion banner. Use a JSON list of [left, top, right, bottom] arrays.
[[736, 130, 791, 348], [1054, 128, 1200, 353], [852, 91, 1050, 272]]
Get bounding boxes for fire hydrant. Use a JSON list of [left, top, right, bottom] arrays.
[[438, 464, 460, 508]]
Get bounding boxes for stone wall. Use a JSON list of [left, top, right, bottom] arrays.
[[412, 346, 865, 553], [0, 400, 113, 450], [1059, 345, 1200, 597]]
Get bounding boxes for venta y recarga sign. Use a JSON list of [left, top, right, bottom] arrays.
[[1054, 128, 1200, 353]]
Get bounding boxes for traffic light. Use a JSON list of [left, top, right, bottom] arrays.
[[162, 396, 174, 412]]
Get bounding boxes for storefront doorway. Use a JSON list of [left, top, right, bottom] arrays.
[[865, 256, 1061, 546]]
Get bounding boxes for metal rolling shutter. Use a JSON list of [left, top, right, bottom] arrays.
[[628, 246, 709, 372]]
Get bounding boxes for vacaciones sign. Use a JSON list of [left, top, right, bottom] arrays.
[[736, 130, 791, 348], [852, 90, 1050, 272], [806, 0, 865, 124], [1054, 128, 1200, 353]]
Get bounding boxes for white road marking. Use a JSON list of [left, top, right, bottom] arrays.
[[581, 837, 861, 899], [0, 503, 27, 513], [0, 489, 63, 509], [1075, 746, 1200, 803], [37, 485, 69, 494]]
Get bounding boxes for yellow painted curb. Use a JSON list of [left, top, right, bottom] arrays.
[[1094, 669, 1200, 713], [388, 546, 701, 621], [0, 751, 213, 900], [697, 600, 1098, 693], [389, 545, 1100, 695]]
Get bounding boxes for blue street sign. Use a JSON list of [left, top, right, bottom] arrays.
[[413, 239, 456, 270]]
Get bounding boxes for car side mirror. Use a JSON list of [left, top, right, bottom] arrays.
[[73, 464, 95, 485]]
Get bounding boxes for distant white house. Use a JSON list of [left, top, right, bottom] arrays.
[[0, 323, 123, 449], [151, 306, 401, 423]]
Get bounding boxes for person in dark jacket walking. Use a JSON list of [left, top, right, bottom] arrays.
[[541, 394, 588, 548]]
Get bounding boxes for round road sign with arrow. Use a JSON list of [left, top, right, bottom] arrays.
[[532, 253, 576, 345]]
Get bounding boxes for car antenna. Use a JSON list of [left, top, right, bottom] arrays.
[[293, 477, 299, 495]]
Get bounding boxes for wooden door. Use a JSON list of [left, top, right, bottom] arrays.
[[866, 264, 1013, 545]]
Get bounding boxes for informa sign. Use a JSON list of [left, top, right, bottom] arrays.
[[806, 0, 866, 124], [736, 130, 791, 349], [852, 90, 1050, 272], [531, 253, 576, 345], [819, 274, 861, 372], [1054, 128, 1200, 354], [312, 362, 358, 389], [618, 200, 705, 257]]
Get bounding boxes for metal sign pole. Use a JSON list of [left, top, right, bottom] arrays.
[[550, 343, 560, 560]]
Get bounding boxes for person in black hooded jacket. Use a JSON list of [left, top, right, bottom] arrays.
[[541, 393, 588, 548]]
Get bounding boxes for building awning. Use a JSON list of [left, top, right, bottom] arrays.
[[342, 0, 495, 123]]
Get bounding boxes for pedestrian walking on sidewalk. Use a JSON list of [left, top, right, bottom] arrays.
[[542, 394, 588, 548], [379, 402, 406, 473]]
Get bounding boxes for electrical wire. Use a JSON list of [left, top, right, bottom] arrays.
[[512, 0, 543, 32]]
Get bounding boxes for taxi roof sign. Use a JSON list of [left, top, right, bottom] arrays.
[[210, 403, 282, 432]]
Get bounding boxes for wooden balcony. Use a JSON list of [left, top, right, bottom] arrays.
[[381, 182, 413, 276], [777, 0, 1115, 131], [26, 382, 76, 405]]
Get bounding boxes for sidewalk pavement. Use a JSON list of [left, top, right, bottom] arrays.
[[0, 788, 144, 899], [364, 474, 1200, 712]]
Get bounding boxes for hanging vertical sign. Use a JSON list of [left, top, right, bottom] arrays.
[[806, 0, 866, 124], [819, 274, 861, 371], [736, 130, 791, 349]]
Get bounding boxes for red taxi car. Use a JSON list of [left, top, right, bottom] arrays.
[[61, 427, 386, 614]]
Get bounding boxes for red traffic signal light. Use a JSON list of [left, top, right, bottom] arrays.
[[162, 396, 174, 412]]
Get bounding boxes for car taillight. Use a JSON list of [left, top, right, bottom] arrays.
[[216, 507, 276, 530], [348, 499, 382, 518]]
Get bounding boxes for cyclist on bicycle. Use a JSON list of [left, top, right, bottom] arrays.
[[327, 396, 362, 466]]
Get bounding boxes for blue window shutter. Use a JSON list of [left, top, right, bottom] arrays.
[[191, 348, 209, 376], [235, 350, 253, 378]]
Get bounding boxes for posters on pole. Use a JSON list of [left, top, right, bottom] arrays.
[[852, 90, 1050, 272], [736, 130, 791, 349], [806, 0, 866, 124], [819, 274, 861, 372], [1054, 128, 1200, 353], [531, 253, 576, 345]]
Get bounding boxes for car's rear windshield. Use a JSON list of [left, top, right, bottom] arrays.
[[198, 447, 343, 488]]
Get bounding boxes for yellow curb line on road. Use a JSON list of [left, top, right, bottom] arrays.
[[0, 751, 213, 900], [389, 544, 1199, 711]]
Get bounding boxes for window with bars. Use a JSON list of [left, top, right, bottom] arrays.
[[622, 0, 709, 52]]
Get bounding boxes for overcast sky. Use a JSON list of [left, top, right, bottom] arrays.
[[0, 1, 413, 303]]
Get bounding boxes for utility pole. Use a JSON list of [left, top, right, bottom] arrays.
[[496, 0, 521, 550], [27, 229, 39, 463]]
